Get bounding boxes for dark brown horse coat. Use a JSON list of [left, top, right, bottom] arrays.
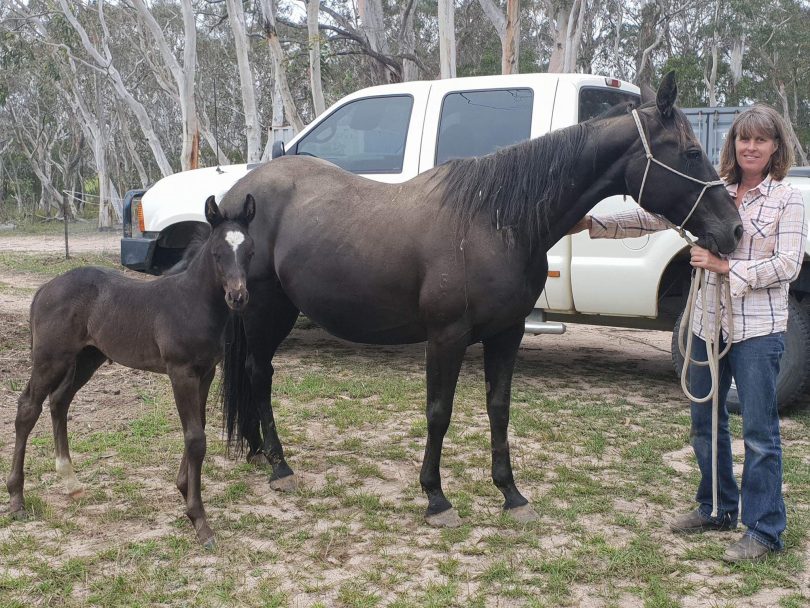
[[220, 73, 743, 525]]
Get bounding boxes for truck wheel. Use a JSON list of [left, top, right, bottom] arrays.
[[670, 294, 810, 413]]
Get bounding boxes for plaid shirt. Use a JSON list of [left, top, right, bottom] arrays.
[[590, 176, 807, 342]]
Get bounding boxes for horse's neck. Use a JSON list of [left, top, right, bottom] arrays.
[[541, 119, 636, 247]]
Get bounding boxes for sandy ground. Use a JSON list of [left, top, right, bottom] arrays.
[[1, 231, 806, 607]]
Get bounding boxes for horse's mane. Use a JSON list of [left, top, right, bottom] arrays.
[[164, 223, 212, 276], [436, 122, 590, 249]]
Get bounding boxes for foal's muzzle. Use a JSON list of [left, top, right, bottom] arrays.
[[225, 288, 249, 311]]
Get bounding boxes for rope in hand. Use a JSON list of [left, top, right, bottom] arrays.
[[630, 108, 731, 519], [677, 262, 733, 519]]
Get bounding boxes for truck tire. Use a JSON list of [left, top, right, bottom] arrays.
[[670, 294, 810, 413]]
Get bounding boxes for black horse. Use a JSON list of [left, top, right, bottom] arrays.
[[220, 73, 743, 526], [7, 195, 256, 547]]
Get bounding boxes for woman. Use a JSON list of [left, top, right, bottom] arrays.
[[571, 104, 806, 563]]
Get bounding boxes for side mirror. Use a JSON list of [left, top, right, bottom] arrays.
[[271, 141, 286, 159]]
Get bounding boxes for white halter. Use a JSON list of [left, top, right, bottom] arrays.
[[631, 109, 726, 244]]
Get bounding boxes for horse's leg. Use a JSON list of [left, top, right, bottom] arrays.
[[49, 348, 107, 501], [177, 367, 216, 501], [7, 357, 71, 518], [244, 287, 299, 491], [483, 323, 538, 523], [421, 333, 467, 528], [168, 367, 214, 548]]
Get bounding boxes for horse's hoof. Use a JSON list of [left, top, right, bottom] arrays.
[[69, 488, 87, 501], [248, 453, 271, 466], [202, 536, 217, 551], [506, 503, 539, 524], [269, 474, 299, 492], [425, 508, 462, 528]]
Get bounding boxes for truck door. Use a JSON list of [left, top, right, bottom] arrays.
[[544, 80, 642, 313]]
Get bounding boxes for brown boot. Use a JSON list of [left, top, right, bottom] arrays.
[[670, 509, 736, 534], [722, 535, 774, 563]]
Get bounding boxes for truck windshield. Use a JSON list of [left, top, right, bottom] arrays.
[[295, 95, 413, 174], [435, 88, 533, 165]]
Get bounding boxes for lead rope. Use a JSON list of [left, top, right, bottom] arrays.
[[630, 109, 730, 518]]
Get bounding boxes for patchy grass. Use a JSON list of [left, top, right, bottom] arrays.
[[0, 249, 808, 607]]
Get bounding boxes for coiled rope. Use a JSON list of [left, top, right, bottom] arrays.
[[630, 108, 731, 518]]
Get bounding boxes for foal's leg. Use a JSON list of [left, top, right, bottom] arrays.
[[176, 367, 216, 501], [421, 332, 467, 528], [244, 285, 299, 490], [483, 324, 537, 523], [7, 358, 72, 518], [49, 348, 107, 501], [169, 366, 214, 548]]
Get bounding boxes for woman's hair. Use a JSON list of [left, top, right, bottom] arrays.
[[718, 104, 795, 183]]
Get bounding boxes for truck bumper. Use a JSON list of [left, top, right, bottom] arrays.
[[121, 235, 158, 272]]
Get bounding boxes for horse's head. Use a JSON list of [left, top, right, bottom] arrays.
[[624, 72, 742, 254], [205, 194, 256, 311]]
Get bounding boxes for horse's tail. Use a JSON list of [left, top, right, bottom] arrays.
[[220, 312, 259, 456]]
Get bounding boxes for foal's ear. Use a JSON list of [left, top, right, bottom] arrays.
[[204, 195, 223, 228], [242, 194, 256, 225], [656, 71, 678, 119]]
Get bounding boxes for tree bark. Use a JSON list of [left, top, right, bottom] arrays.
[[130, 0, 200, 171], [57, 0, 174, 177], [258, 0, 305, 133], [399, 0, 419, 81], [225, 0, 262, 163], [438, 0, 457, 78], [478, 0, 520, 74], [703, 0, 720, 107], [305, 0, 326, 116]]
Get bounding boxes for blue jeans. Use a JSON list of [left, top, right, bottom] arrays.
[[687, 333, 785, 550]]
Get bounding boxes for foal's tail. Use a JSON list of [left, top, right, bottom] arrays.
[[220, 313, 260, 455]]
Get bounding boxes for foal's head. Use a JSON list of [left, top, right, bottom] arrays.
[[205, 194, 256, 311]]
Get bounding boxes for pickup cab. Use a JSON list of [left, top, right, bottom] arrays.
[[121, 73, 810, 410]]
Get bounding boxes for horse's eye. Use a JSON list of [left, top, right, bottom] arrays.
[[686, 148, 702, 160]]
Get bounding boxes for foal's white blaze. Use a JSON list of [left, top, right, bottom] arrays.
[[225, 230, 245, 254]]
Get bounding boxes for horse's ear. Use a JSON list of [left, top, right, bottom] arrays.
[[205, 195, 222, 228], [656, 71, 678, 118], [243, 194, 256, 225]]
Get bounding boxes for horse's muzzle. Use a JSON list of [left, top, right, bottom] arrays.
[[225, 289, 249, 311]]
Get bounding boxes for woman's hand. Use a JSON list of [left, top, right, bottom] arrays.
[[690, 245, 730, 274], [568, 216, 592, 235]]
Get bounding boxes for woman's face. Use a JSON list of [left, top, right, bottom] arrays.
[[735, 130, 778, 181]]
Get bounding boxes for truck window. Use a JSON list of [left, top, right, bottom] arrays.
[[578, 88, 640, 122], [435, 88, 533, 165], [295, 95, 413, 174]]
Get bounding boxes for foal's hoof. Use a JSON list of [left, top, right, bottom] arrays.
[[9, 509, 27, 521], [506, 504, 539, 524], [248, 453, 271, 466], [69, 488, 87, 501], [425, 508, 462, 528], [269, 474, 299, 492]]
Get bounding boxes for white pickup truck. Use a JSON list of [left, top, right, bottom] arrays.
[[121, 73, 810, 410]]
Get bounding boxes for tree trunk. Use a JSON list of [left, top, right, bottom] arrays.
[[225, 0, 262, 162], [306, 0, 326, 116], [258, 0, 305, 133], [359, 0, 395, 84], [399, 0, 419, 82], [478, 0, 520, 75], [730, 34, 745, 88], [438, 0, 456, 78], [703, 0, 720, 107], [548, 4, 571, 73], [57, 0, 174, 177], [776, 82, 808, 166]]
